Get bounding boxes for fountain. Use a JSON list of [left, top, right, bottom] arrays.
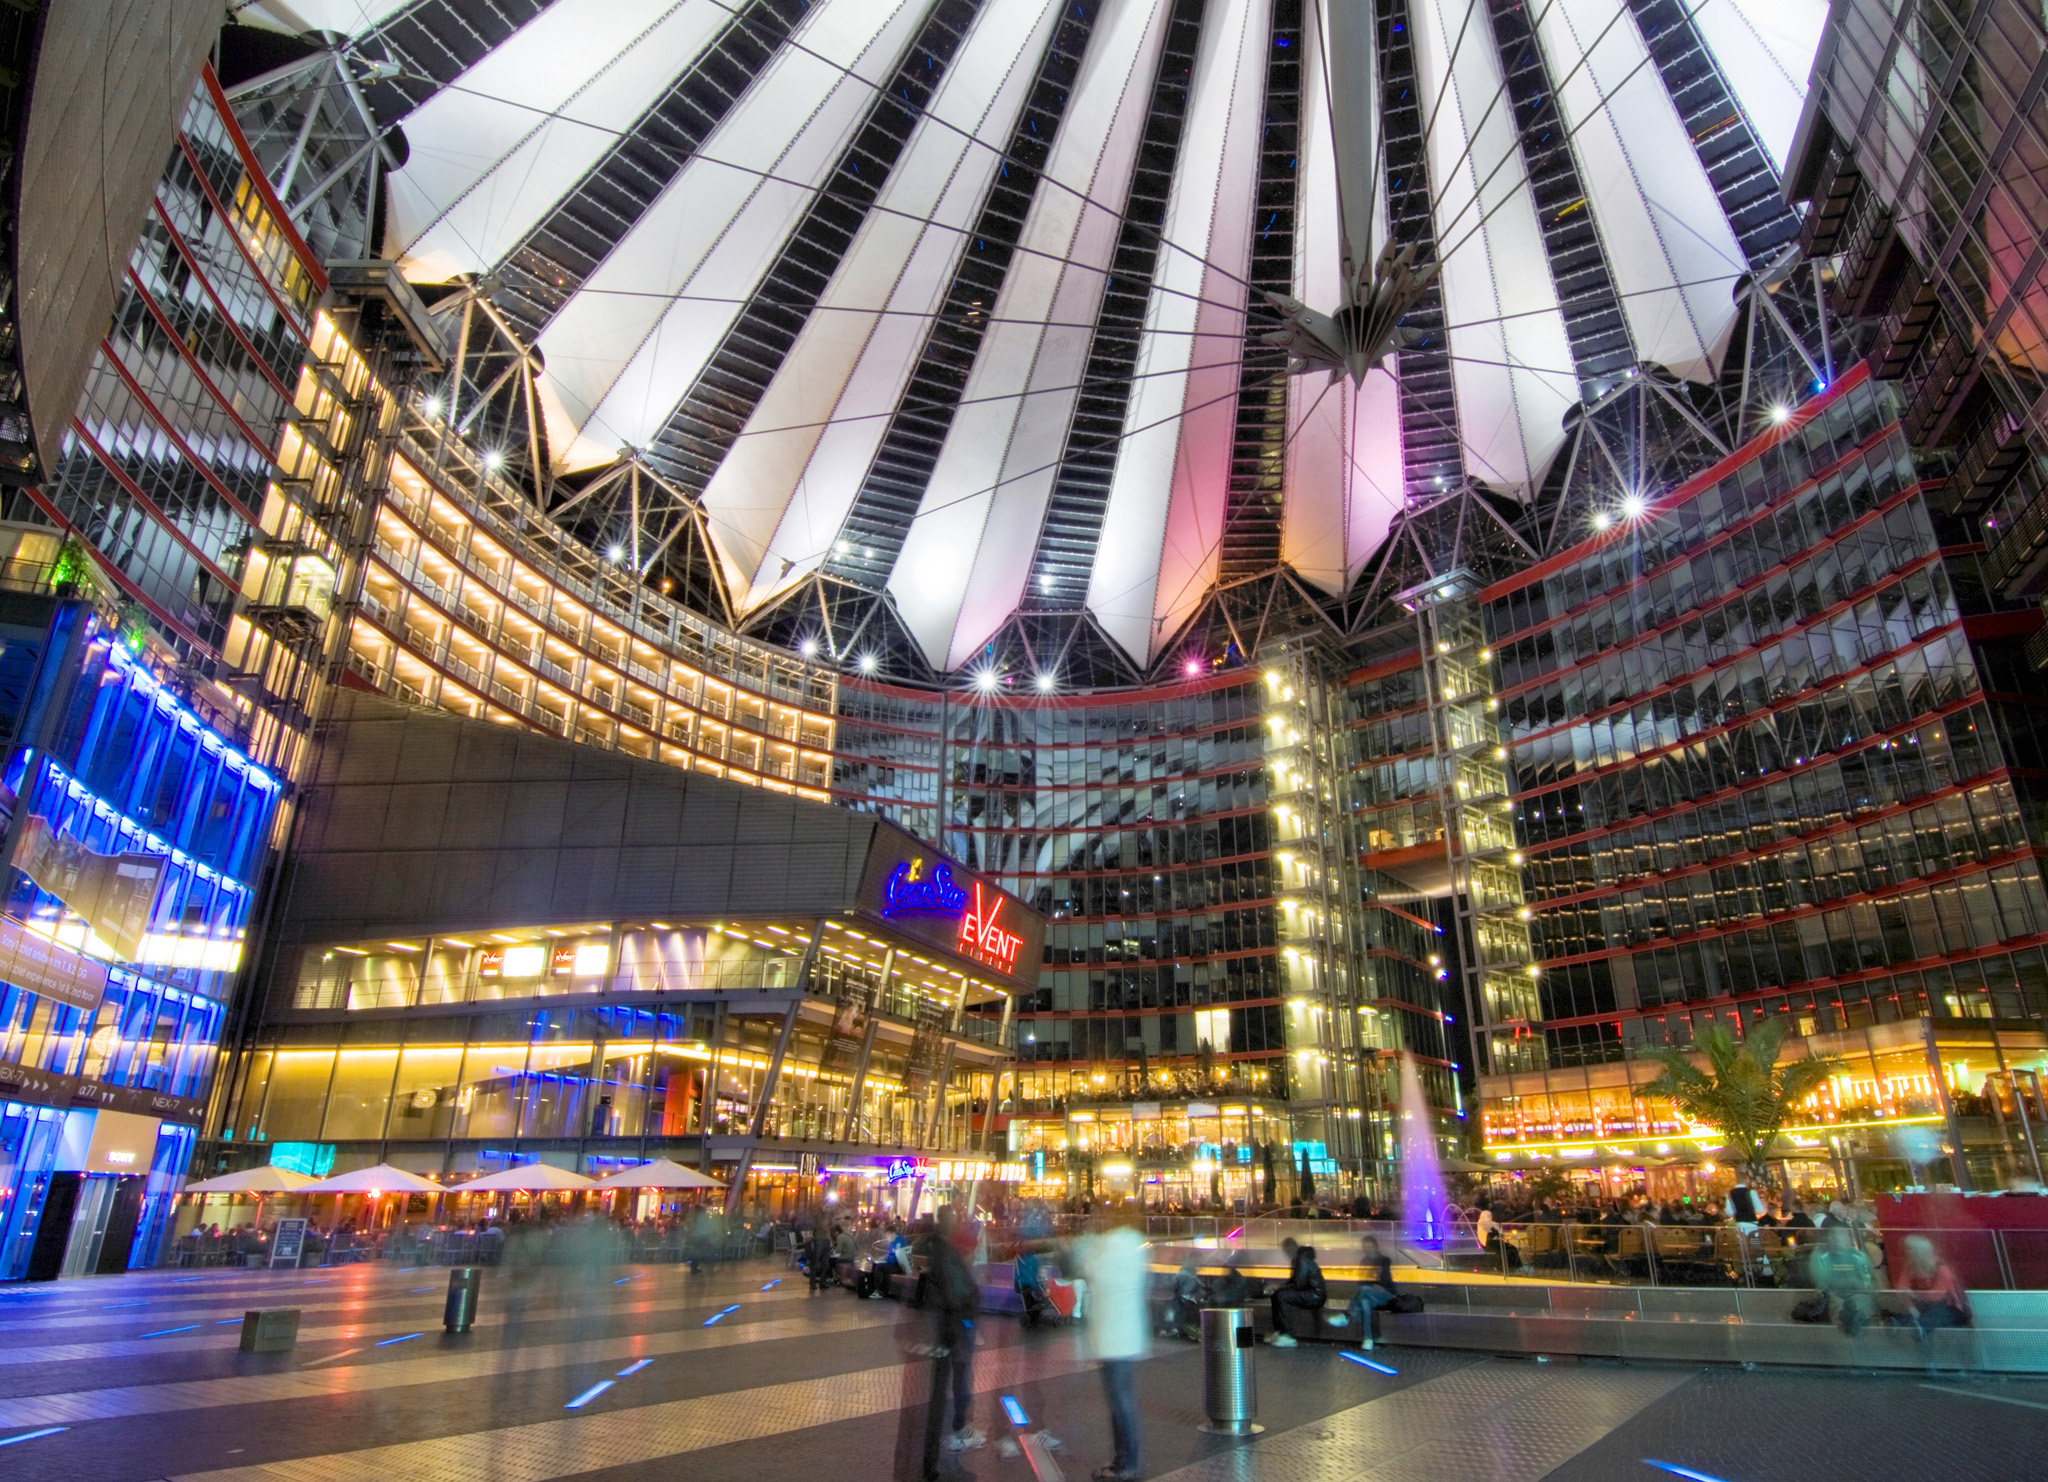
[[1397, 1052, 1448, 1246]]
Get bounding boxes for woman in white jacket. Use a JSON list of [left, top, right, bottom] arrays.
[[1076, 1222, 1149, 1481]]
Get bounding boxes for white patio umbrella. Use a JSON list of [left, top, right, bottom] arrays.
[[297, 1163, 442, 1194], [588, 1158, 724, 1191], [184, 1166, 317, 1193], [461, 1163, 598, 1192]]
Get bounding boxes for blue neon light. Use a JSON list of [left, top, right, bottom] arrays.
[[618, 1359, 654, 1377], [1001, 1396, 1029, 1427], [1644, 1465, 1735, 1482], [566, 1380, 614, 1409], [880, 859, 968, 919], [1341, 1351, 1398, 1374], [0, 1427, 67, 1448]]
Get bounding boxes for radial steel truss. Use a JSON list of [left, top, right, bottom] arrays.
[[372, 223, 1851, 695]]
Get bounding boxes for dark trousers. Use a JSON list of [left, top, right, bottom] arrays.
[[920, 1313, 976, 1479], [1270, 1288, 1322, 1337], [1101, 1357, 1141, 1476]]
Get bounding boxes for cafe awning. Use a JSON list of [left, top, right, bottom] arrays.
[[460, 1163, 598, 1192], [297, 1163, 442, 1194], [588, 1158, 724, 1191], [183, 1166, 317, 1194]]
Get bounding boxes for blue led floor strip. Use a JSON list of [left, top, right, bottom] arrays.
[[104, 1301, 148, 1308], [142, 1326, 200, 1337], [1340, 1351, 1398, 1374], [1001, 1396, 1029, 1427], [763, 1278, 781, 1289], [1644, 1463, 1736, 1482], [702, 1304, 742, 1327], [376, 1333, 422, 1347], [617, 1359, 653, 1377], [566, 1380, 614, 1410], [0, 1427, 67, 1448]]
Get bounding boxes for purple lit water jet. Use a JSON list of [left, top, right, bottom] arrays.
[[1397, 1052, 1448, 1247]]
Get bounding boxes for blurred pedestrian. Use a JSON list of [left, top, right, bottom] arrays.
[[1077, 1219, 1149, 1482]]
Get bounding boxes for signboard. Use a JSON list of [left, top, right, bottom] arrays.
[[0, 911, 109, 1015], [15, 815, 166, 962], [797, 1152, 820, 1179], [83, 1108, 159, 1174], [270, 1217, 308, 1268], [856, 824, 1044, 985], [71, 1075, 207, 1126]]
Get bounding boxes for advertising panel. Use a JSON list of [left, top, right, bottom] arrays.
[[14, 815, 166, 961], [855, 824, 1045, 985]]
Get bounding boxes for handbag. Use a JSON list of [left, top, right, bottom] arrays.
[[1789, 1293, 1830, 1323]]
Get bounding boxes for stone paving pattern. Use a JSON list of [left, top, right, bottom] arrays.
[[0, 1259, 2038, 1481]]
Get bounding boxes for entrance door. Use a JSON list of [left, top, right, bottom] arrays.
[[59, 1174, 118, 1278], [24, 1172, 80, 1282], [95, 1177, 145, 1274]]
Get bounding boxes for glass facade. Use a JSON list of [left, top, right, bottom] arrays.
[[1470, 370, 2048, 1191], [835, 662, 1461, 1203], [0, 613, 278, 1275]]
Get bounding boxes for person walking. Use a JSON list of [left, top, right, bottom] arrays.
[[1078, 1219, 1149, 1482], [918, 1206, 984, 1477]]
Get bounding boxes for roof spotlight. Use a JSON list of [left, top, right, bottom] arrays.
[[799, 637, 819, 660], [1183, 658, 1203, 678], [1035, 672, 1056, 693], [1621, 494, 1646, 520], [857, 653, 878, 675], [1592, 512, 1611, 531], [482, 448, 506, 472], [1769, 403, 1791, 424], [607, 543, 625, 561], [973, 668, 999, 694]]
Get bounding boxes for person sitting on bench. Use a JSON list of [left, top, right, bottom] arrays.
[[1268, 1238, 1325, 1347], [1331, 1234, 1398, 1348]]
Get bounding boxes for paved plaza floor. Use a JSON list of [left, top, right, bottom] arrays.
[[0, 1258, 2041, 1481]]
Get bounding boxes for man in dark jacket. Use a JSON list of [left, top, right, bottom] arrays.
[[918, 1206, 984, 1477], [1268, 1237, 1325, 1346]]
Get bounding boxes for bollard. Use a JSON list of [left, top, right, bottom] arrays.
[[238, 1308, 300, 1353], [1198, 1307, 1262, 1435], [444, 1267, 481, 1333]]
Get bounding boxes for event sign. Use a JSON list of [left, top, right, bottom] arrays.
[[855, 824, 1044, 984]]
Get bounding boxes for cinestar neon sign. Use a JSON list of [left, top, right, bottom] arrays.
[[880, 857, 968, 918], [958, 882, 1022, 975]]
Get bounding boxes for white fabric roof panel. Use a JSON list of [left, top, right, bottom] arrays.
[[1689, 0, 1829, 169], [1087, 0, 1269, 662], [1413, 0, 1578, 497], [286, 0, 1828, 671], [892, 0, 1173, 671], [1282, 9, 1403, 597], [387, 0, 722, 278], [538, 0, 925, 471], [1537, 0, 1747, 383], [717, 0, 1069, 613]]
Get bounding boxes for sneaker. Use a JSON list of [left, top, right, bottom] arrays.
[[1358, 1337, 1374, 1351], [1327, 1315, 1348, 1327], [947, 1426, 986, 1452], [1039, 1433, 1064, 1452], [1270, 1333, 1298, 1348]]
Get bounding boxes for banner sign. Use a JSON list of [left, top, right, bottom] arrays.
[[15, 815, 165, 962], [0, 911, 109, 1014], [856, 824, 1044, 985]]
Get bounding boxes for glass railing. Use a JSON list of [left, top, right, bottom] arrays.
[[1130, 1217, 2048, 1291]]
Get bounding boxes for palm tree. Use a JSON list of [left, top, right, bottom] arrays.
[[1641, 1019, 1840, 1187]]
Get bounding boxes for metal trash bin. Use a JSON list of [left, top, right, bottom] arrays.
[[239, 1308, 300, 1353], [444, 1267, 482, 1333], [1198, 1307, 1262, 1435]]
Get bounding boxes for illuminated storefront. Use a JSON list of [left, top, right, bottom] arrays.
[[0, 608, 278, 1276], [221, 693, 1043, 1216]]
